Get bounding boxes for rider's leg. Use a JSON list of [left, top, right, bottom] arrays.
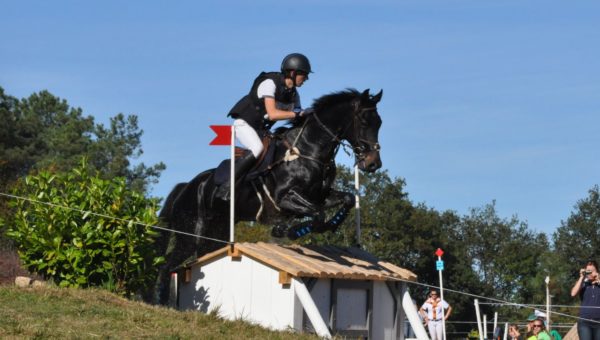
[[234, 119, 263, 158], [215, 119, 260, 200]]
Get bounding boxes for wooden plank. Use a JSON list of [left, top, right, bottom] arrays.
[[282, 244, 361, 276], [189, 246, 229, 267], [234, 242, 416, 281], [277, 243, 393, 280], [377, 261, 417, 281], [235, 243, 302, 276], [315, 247, 381, 279], [253, 243, 330, 276]]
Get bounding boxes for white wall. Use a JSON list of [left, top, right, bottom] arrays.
[[178, 255, 296, 331], [179, 257, 400, 339], [372, 281, 397, 340]]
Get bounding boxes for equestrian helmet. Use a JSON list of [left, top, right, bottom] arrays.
[[281, 53, 312, 74]]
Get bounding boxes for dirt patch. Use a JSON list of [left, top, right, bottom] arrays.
[[0, 248, 30, 285]]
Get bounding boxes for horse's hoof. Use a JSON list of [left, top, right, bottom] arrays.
[[271, 225, 288, 238]]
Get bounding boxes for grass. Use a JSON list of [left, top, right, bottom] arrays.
[[0, 285, 319, 339]]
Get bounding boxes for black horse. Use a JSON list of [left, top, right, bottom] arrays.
[[155, 89, 383, 304]]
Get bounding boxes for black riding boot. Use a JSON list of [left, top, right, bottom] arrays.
[[215, 152, 256, 201]]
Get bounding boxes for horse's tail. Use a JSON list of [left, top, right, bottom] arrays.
[[159, 182, 188, 223], [146, 182, 188, 304]]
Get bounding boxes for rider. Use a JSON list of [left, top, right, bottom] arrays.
[[215, 53, 314, 200]]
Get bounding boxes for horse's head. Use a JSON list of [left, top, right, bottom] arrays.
[[345, 89, 383, 172], [307, 88, 383, 172]]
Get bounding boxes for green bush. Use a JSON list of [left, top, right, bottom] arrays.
[[4, 159, 164, 297]]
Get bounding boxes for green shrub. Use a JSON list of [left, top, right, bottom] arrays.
[[4, 159, 164, 297]]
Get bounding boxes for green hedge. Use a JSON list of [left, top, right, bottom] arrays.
[[4, 159, 164, 297]]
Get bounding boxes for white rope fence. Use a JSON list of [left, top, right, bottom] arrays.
[[0, 191, 596, 327], [0, 192, 230, 245]]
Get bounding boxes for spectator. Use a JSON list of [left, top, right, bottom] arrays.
[[571, 260, 600, 340], [508, 324, 524, 340], [531, 318, 551, 340], [419, 289, 452, 340], [549, 329, 562, 340]]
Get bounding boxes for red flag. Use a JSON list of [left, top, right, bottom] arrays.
[[209, 125, 232, 145]]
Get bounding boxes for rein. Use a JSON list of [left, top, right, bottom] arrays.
[[268, 101, 380, 170]]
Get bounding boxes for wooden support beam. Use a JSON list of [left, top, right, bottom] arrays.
[[227, 244, 241, 259], [279, 270, 292, 285]]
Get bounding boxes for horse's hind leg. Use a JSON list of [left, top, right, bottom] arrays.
[[151, 183, 187, 304]]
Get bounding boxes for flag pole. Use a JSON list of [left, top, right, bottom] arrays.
[[354, 164, 361, 246], [229, 125, 235, 244]]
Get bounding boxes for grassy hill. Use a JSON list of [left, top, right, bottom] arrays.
[[0, 285, 318, 339]]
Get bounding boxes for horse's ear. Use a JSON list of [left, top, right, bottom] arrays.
[[361, 89, 370, 101], [371, 89, 383, 104]]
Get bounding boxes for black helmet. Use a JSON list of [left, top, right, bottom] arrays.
[[281, 53, 312, 74]]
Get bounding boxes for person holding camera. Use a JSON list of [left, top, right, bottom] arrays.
[[571, 260, 600, 340]]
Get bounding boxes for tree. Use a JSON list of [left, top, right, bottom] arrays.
[[552, 185, 600, 307], [0, 86, 165, 195], [4, 159, 163, 297], [453, 202, 551, 322], [0, 86, 165, 247], [553, 185, 600, 269], [89, 113, 165, 193]]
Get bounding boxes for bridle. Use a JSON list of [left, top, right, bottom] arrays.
[[311, 103, 381, 161]]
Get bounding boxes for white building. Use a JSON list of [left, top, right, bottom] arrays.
[[173, 242, 424, 339]]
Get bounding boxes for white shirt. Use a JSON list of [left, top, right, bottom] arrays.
[[421, 298, 450, 321], [256, 79, 301, 112]]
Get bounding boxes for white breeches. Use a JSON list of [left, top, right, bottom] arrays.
[[427, 320, 443, 340], [233, 119, 263, 157]]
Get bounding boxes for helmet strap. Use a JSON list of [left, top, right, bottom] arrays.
[[287, 70, 297, 88]]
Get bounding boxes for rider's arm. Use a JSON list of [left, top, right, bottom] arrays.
[[257, 79, 296, 121], [264, 96, 296, 121]]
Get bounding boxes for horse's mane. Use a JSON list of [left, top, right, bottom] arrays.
[[273, 88, 360, 134]]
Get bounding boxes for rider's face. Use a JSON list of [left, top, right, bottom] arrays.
[[286, 72, 308, 88], [295, 72, 308, 87]]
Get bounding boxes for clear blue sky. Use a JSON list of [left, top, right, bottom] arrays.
[[2, 1, 599, 236]]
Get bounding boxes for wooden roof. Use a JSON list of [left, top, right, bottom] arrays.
[[187, 242, 417, 282]]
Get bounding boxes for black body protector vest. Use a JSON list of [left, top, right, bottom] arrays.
[[228, 72, 299, 136]]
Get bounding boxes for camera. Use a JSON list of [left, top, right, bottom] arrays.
[[585, 271, 593, 275]]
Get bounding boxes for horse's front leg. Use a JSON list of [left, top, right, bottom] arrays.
[[318, 190, 355, 233], [271, 188, 325, 240]]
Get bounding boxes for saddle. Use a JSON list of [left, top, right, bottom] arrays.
[[213, 135, 277, 185]]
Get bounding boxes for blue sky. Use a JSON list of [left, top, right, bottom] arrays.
[[2, 1, 599, 236]]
